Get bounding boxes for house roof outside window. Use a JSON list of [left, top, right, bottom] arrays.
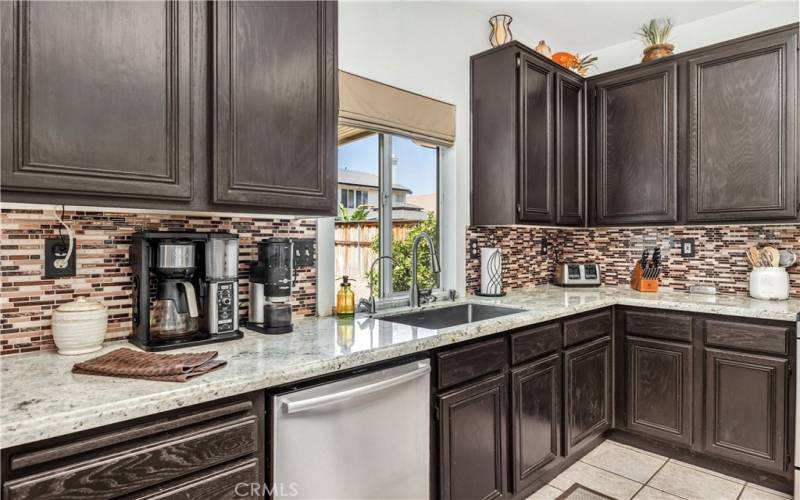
[[338, 169, 411, 193]]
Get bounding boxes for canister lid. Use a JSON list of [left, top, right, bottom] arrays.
[[55, 297, 107, 313]]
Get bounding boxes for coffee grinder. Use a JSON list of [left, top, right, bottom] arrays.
[[130, 232, 242, 351], [248, 238, 294, 334]]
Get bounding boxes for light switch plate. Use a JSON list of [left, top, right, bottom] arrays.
[[680, 238, 696, 258]]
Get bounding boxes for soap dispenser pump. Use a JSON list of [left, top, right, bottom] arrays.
[[336, 276, 355, 319]]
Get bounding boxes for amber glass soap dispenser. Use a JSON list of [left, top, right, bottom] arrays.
[[336, 276, 355, 319]]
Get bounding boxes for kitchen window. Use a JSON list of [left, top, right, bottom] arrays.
[[336, 131, 440, 304]]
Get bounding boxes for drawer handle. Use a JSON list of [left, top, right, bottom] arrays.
[[283, 363, 430, 415]]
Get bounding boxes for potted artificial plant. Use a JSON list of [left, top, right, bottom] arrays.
[[636, 18, 674, 63]]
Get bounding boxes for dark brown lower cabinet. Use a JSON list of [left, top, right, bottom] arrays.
[[564, 336, 612, 455], [438, 373, 508, 500], [626, 337, 692, 445], [704, 348, 788, 474], [511, 354, 561, 493]]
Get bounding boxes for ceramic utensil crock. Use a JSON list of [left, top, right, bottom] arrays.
[[51, 297, 108, 355], [749, 267, 790, 301]]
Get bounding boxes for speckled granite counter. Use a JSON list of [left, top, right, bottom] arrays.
[[2, 285, 799, 449]]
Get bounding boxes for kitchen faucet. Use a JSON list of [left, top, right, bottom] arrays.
[[410, 232, 441, 307], [357, 255, 395, 314]]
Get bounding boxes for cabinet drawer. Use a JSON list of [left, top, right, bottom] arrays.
[[624, 310, 692, 342], [704, 319, 790, 356], [437, 337, 507, 389], [3, 416, 258, 500], [511, 323, 561, 365], [130, 457, 260, 499], [564, 310, 612, 348]]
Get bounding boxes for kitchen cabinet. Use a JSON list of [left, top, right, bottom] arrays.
[[1, 0, 338, 217], [510, 353, 561, 493], [592, 62, 678, 224], [626, 336, 692, 445], [438, 373, 508, 500], [0, 0, 197, 201], [704, 348, 788, 474], [564, 336, 612, 455], [687, 29, 798, 221], [471, 42, 584, 226], [0, 394, 264, 500], [212, 0, 337, 214]]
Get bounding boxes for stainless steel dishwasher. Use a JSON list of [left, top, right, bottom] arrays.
[[271, 358, 431, 499]]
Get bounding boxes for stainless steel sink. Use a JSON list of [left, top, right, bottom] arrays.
[[378, 303, 525, 329]]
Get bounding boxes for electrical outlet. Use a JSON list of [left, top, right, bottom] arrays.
[[44, 238, 76, 278], [541, 238, 548, 255], [680, 238, 696, 258], [469, 239, 480, 258]]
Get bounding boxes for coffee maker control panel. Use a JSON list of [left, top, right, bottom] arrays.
[[216, 282, 236, 333]]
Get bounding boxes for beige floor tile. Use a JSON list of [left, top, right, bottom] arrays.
[[526, 484, 563, 500], [647, 462, 743, 500], [581, 440, 667, 483], [632, 486, 685, 500], [666, 459, 745, 485], [549, 461, 643, 500], [739, 484, 792, 500], [605, 440, 669, 461]]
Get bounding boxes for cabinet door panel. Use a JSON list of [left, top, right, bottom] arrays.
[[1, 1, 194, 200], [688, 31, 798, 221], [213, 0, 336, 213], [518, 54, 555, 223], [439, 374, 508, 500], [564, 336, 611, 455], [556, 72, 584, 225], [594, 63, 678, 224], [511, 354, 561, 493], [626, 337, 692, 445], [704, 348, 787, 474]]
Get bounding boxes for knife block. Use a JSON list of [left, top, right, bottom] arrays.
[[630, 262, 659, 292]]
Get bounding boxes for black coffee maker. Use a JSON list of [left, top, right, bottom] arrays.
[[130, 232, 243, 351]]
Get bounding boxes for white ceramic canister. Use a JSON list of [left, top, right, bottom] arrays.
[[51, 297, 108, 355], [748, 267, 790, 301]]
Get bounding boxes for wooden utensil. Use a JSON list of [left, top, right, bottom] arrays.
[[747, 246, 761, 267], [763, 246, 780, 267]]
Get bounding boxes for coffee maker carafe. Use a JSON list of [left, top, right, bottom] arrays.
[[248, 238, 294, 334], [131, 232, 243, 351]]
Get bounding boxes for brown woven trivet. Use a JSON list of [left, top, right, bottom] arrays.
[[72, 348, 227, 382]]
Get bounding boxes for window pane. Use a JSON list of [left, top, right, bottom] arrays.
[[336, 132, 379, 304], [390, 135, 439, 293]]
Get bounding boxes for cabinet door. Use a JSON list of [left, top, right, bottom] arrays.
[[688, 30, 798, 221], [594, 63, 678, 224], [511, 354, 561, 494], [564, 336, 611, 455], [626, 337, 692, 446], [518, 53, 555, 223], [0, 1, 195, 200], [704, 348, 787, 474], [556, 72, 584, 225], [213, 0, 337, 214], [439, 374, 508, 500]]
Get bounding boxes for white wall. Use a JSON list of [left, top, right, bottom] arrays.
[[588, 1, 799, 73], [338, 0, 490, 296]]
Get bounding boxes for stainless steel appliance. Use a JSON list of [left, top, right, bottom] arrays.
[[200, 233, 240, 335], [271, 359, 431, 499], [554, 262, 602, 287], [248, 238, 294, 334], [130, 232, 242, 351]]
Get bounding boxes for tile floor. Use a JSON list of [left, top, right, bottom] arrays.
[[526, 440, 792, 500]]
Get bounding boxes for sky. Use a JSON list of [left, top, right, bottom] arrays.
[[337, 134, 437, 195]]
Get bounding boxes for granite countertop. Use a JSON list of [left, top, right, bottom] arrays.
[[2, 285, 799, 449]]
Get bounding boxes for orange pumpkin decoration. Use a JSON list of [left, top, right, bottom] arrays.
[[551, 51, 578, 69]]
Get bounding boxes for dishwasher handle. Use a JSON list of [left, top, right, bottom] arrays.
[[282, 362, 430, 415]]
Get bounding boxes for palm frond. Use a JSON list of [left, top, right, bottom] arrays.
[[635, 18, 673, 46]]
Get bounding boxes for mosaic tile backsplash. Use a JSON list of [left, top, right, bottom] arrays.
[[467, 224, 800, 298], [1, 208, 316, 355]]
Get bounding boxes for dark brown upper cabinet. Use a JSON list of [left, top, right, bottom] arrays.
[[687, 30, 798, 221], [592, 62, 678, 224], [213, 0, 337, 215], [0, 1, 196, 201], [556, 72, 585, 225], [471, 43, 584, 226]]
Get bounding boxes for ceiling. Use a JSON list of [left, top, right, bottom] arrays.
[[467, 1, 756, 54]]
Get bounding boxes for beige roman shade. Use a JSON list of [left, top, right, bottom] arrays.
[[338, 71, 455, 147]]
